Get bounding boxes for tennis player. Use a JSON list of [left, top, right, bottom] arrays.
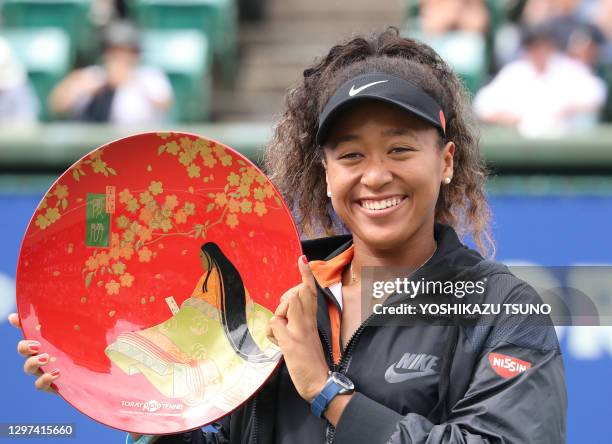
[[10, 28, 566, 444]]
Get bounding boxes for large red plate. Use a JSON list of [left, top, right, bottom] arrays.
[[16, 132, 301, 434]]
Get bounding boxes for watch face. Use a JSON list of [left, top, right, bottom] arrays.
[[332, 372, 354, 390]]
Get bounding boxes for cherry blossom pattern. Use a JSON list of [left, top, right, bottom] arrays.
[[82, 179, 200, 295], [156, 133, 282, 233], [34, 184, 69, 230], [72, 149, 117, 182]]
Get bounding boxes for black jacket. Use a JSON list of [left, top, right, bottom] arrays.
[[157, 223, 567, 444]]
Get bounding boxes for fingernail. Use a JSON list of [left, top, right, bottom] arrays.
[[50, 370, 60, 378], [301, 255, 308, 264], [37, 354, 48, 364], [29, 342, 40, 353]]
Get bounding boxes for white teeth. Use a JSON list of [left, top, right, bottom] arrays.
[[361, 197, 403, 211]]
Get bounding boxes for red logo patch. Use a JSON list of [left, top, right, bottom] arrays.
[[439, 110, 446, 132], [488, 352, 532, 379]]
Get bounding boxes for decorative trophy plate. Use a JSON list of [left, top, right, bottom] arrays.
[[16, 132, 301, 434]]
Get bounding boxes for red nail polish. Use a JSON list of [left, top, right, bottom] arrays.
[[29, 344, 40, 353], [50, 370, 60, 377], [38, 355, 48, 363], [301, 255, 308, 264]]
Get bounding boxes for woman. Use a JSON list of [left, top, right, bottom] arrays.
[[9, 28, 566, 443]]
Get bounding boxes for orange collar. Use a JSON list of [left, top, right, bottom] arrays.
[[309, 243, 354, 365], [309, 244, 354, 288]]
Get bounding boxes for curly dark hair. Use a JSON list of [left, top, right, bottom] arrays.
[[263, 27, 494, 257]]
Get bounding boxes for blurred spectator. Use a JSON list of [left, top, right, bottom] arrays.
[[563, 22, 606, 67], [405, 0, 490, 94], [592, 0, 612, 38], [474, 25, 607, 137], [527, 0, 608, 69], [420, 0, 489, 35], [521, 0, 578, 25], [495, 0, 609, 71], [527, 0, 611, 67], [90, 0, 130, 26], [0, 37, 39, 125], [591, 0, 612, 63], [49, 20, 173, 125]]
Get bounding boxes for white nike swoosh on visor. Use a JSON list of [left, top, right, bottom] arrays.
[[348, 80, 389, 96]]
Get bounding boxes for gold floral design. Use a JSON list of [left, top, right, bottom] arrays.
[[156, 134, 282, 232], [82, 179, 201, 294], [34, 184, 70, 230], [32, 150, 116, 233], [81, 134, 284, 295], [72, 150, 117, 182]]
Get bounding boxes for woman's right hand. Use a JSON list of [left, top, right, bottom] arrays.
[[8, 313, 60, 393]]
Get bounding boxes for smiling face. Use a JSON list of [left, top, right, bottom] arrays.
[[322, 100, 454, 253]]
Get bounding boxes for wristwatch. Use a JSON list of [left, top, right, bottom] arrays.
[[310, 371, 355, 419]]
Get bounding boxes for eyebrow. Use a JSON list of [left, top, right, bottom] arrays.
[[329, 134, 359, 149], [382, 127, 418, 137], [328, 127, 417, 149]]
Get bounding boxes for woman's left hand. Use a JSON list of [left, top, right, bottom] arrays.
[[266, 255, 330, 402]]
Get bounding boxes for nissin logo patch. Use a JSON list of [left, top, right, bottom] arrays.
[[488, 352, 532, 379]]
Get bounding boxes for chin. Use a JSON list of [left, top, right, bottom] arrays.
[[358, 230, 410, 251]]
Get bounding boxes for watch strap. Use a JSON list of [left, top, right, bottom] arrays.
[[310, 379, 343, 419]]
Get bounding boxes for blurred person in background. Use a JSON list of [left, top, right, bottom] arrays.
[[0, 37, 39, 125], [590, 0, 612, 63], [563, 22, 606, 68], [48, 20, 173, 125], [419, 0, 489, 36], [89, 0, 130, 26], [474, 24, 607, 137], [494, 0, 609, 73], [526, 0, 607, 69], [405, 0, 490, 96], [521, 0, 580, 25]]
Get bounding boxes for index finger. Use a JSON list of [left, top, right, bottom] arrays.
[[8, 313, 21, 330], [298, 255, 317, 296]]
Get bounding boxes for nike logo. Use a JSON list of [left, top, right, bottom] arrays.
[[384, 352, 440, 383], [348, 80, 388, 96]]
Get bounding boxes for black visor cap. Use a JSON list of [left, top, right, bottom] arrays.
[[315, 72, 446, 146]]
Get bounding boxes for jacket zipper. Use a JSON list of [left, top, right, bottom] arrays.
[[338, 312, 376, 372], [316, 327, 337, 444], [321, 317, 375, 444], [318, 328, 336, 370], [318, 287, 341, 371], [319, 288, 430, 441], [318, 286, 375, 444], [252, 397, 258, 444]]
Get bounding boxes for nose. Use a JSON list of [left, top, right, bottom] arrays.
[[360, 158, 393, 190]]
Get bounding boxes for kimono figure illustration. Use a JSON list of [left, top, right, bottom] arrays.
[[105, 242, 280, 408]]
